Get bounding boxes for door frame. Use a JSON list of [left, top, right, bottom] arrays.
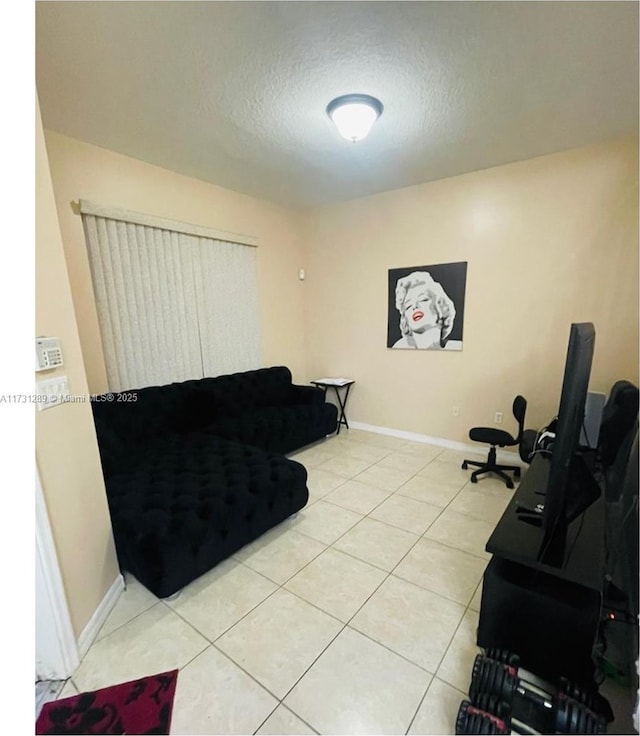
[[36, 468, 79, 680]]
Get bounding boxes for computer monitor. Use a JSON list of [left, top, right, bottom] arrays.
[[538, 323, 601, 566]]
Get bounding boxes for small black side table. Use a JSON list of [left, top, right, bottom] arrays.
[[311, 378, 355, 435]]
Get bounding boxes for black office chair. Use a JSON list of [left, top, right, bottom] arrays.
[[462, 395, 527, 489], [518, 428, 538, 464]]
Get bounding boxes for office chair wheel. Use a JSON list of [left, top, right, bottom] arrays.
[[506, 479, 514, 489], [461, 461, 468, 470], [514, 468, 521, 479], [470, 475, 478, 483]]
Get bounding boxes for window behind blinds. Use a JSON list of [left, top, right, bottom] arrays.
[[81, 203, 262, 392]]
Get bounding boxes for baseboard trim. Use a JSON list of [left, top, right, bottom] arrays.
[[78, 573, 125, 658], [348, 420, 524, 465]]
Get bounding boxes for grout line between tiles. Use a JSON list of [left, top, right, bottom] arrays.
[[75, 432, 494, 735], [165, 579, 284, 646], [91, 599, 164, 646], [252, 703, 320, 735], [404, 673, 435, 736]]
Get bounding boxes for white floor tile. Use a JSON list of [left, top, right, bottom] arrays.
[[284, 626, 432, 735], [469, 581, 483, 612], [170, 646, 278, 735], [333, 517, 420, 572], [339, 441, 393, 463], [436, 609, 482, 694], [395, 473, 465, 508], [71, 430, 495, 735], [436, 448, 486, 466], [369, 494, 442, 535], [346, 431, 409, 450], [305, 467, 348, 497], [289, 445, 337, 468], [424, 508, 494, 559], [419, 457, 474, 487], [354, 463, 417, 492], [288, 500, 363, 545], [284, 548, 387, 622], [323, 478, 392, 515], [164, 558, 277, 641], [97, 574, 158, 641], [316, 454, 375, 478], [256, 705, 318, 735], [215, 589, 343, 698], [390, 441, 444, 462], [376, 450, 437, 474], [448, 483, 514, 525], [73, 603, 209, 693], [393, 537, 486, 605], [235, 529, 326, 585], [408, 677, 467, 735], [350, 575, 466, 673], [57, 680, 79, 700], [332, 428, 374, 444]]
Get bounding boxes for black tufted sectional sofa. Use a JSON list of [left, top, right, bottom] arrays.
[[91, 366, 338, 598]]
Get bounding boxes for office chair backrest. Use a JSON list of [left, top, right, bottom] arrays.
[[599, 380, 639, 467], [512, 395, 527, 442]]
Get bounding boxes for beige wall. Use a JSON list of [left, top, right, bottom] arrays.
[[43, 129, 638, 449], [303, 137, 639, 441], [36, 100, 120, 638], [37, 125, 637, 640], [43, 130, 308, 394]]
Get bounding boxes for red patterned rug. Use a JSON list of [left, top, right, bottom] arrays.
[[36, 669, 178, 735]]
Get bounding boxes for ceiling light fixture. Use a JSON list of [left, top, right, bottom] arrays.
[[326, 94, 383, 142]]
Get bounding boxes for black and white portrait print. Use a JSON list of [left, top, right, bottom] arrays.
[[387, 262, 468, 350]]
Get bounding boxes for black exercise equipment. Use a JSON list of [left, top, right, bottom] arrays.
[[456, 700, 509, 735], [456, 651, 609, 735], [474, 651, 612, 722], [470, 654, 552, 710], [456, 694, 540, 734]]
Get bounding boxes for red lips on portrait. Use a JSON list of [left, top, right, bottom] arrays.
[[412, 311, 424, 322]]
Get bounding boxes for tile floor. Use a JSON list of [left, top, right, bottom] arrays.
[[37, 429, 630, 734]]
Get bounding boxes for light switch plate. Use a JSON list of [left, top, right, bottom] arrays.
[[36, 376, 70, 411]]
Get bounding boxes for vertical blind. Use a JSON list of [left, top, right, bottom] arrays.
[[80, 203, 262, 392]]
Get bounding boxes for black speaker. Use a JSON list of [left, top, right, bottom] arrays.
[[477, 557, 601, 687]]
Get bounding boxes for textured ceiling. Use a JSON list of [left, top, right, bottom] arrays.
[[36, 1, 638, 209]]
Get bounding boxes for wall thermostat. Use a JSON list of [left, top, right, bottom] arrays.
[[36, 337, 64, 372]]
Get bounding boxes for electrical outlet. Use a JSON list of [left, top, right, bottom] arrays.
[[452, 406, 460, 416], [494, 412, 503, 424]]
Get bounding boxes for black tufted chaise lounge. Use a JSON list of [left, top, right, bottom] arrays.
[[92, 366, 338, 598]]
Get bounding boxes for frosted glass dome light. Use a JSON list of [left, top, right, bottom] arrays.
[[326, 94, 383, 142]]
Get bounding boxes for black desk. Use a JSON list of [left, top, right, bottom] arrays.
[[478, 453, 604, 687], [311, 379, 354, 435]]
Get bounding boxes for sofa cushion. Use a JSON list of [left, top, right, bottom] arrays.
[[182, 366, 313, 421], [201, 404, 338, 454], [92, 382, 201, 470], [92, 365, 338, 598], [105, 433, 308, 597], [92, 416, 128, 478]]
